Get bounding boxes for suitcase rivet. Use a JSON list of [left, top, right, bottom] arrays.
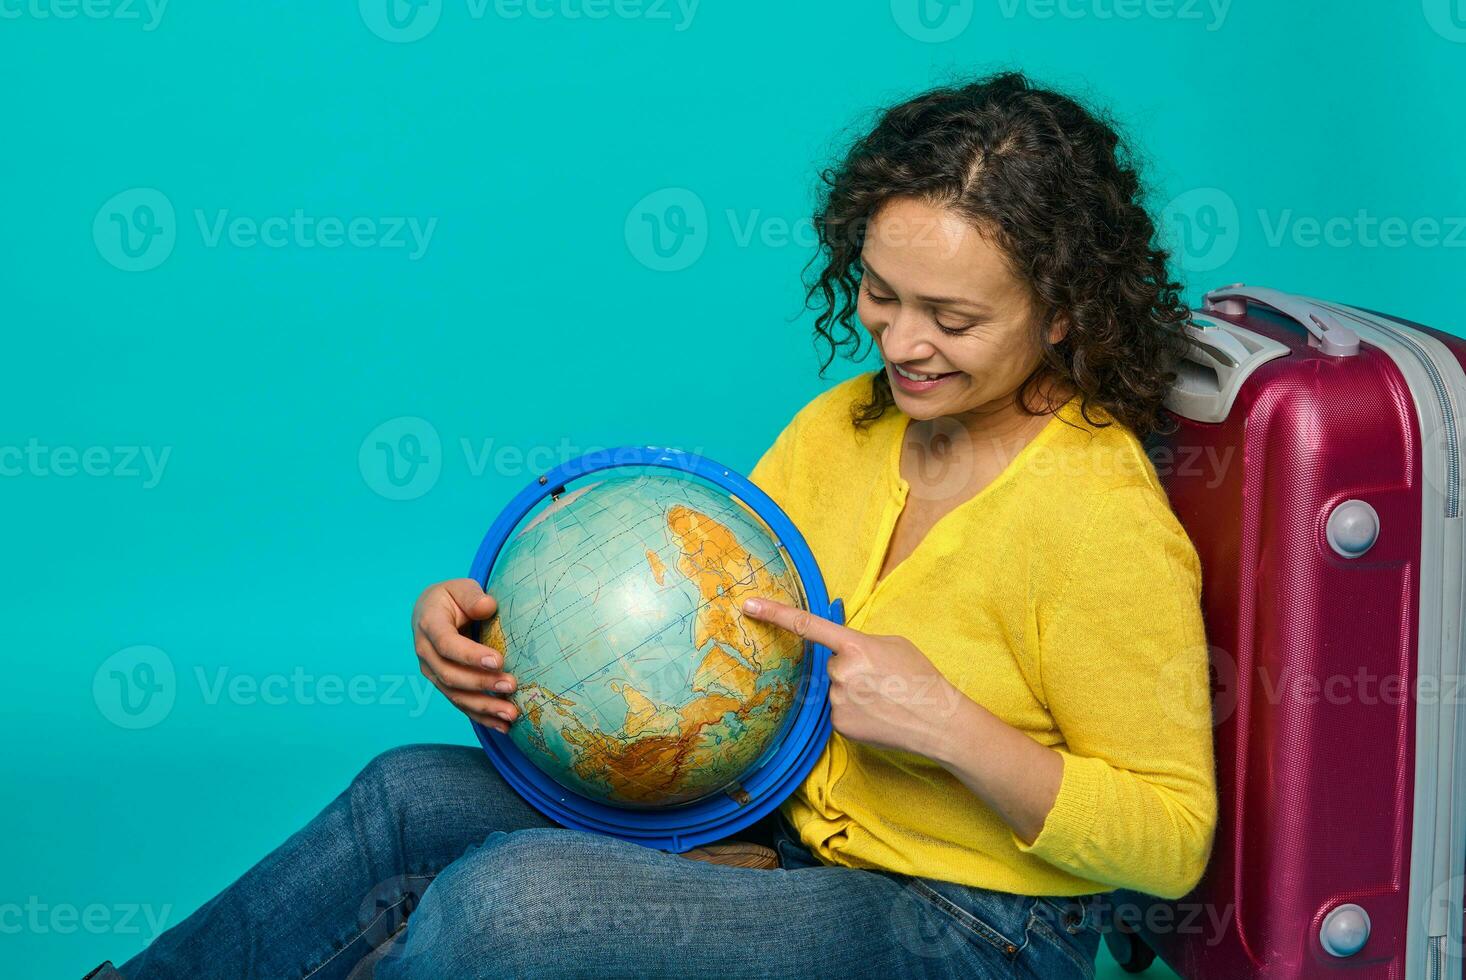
[[1319, 903, 1371, 957], [1326, 499, 1380, 559]]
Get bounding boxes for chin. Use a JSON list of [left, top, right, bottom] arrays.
[[889, 393, 949, 421], [889, 393, 921, 412]]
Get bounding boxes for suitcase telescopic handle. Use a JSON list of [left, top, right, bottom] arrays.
[[1203, 284, 1361, 356]]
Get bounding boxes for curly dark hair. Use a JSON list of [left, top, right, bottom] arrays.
[[803, 70, 1192, 440]]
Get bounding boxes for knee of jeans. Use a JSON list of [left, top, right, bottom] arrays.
[[452, 827, 630, 926], [397, 829, 611, 972], [351, 744, 459, 819]]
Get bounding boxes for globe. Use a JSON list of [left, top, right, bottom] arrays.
[[479, 469, 810, 809]]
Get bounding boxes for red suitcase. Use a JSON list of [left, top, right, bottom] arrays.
[[1110, 285, 1466, 979]]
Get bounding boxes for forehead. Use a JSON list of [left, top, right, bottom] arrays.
[[860, 196, 1023, 301]]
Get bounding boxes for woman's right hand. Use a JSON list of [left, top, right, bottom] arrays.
[[412, 578, 518, 734]]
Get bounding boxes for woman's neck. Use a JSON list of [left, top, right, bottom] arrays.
[[910, 383, 1072, 461]]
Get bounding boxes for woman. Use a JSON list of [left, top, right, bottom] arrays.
[[95, 70, 1217, 980]]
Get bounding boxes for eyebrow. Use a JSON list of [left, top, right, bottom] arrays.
[[859, 259, 992, 313]]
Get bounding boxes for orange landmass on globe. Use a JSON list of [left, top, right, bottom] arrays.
[[481, 615, 505, 653], [614, 680, 679, 736], [667, 504, 803, 672], [692, 644, 756, 700]]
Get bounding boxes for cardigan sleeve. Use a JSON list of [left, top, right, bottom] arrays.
[[1011, 484, 1220, 900]]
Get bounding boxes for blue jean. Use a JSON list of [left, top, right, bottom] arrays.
[[109, 744, 1103, 979]]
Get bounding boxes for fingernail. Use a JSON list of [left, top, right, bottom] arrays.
[[497, 711, 513, 722], [481, 654, 500, 669], [494, 680, 513, 693], [743, 598, 762, 614]]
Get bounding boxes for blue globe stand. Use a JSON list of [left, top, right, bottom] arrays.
[[467, 446, 839, 853]]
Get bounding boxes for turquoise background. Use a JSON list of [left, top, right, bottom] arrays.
[[2, 1, 1463, 975]]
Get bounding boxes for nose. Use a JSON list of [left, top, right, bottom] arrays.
[[875, 308, 937, 364]]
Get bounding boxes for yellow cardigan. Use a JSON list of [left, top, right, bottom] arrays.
[[750, 374, 1218, 900]]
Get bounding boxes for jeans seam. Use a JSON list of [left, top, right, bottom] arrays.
[[907, 879, 1027, 958], [1027, 911, 1096, 980], [301, 874, 436, 980]]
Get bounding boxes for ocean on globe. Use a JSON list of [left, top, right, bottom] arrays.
[[479, 470, 809, 808]]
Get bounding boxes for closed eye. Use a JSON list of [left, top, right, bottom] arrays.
[[863, 283, 897, 304], [935, 319, 977, 336], [863, 276, 981, 334]]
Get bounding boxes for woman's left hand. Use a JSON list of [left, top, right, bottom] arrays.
[[741, 596, 962, 759]]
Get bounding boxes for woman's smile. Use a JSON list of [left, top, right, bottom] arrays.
[[888, 361, 962, 393]]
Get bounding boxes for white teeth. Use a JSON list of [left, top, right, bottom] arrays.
[[893, 364, 946, 382]]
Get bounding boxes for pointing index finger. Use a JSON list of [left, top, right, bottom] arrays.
[[741, 597, 853, 653]]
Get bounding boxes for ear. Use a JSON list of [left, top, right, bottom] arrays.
[[1046, 310, 1071, 347]]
